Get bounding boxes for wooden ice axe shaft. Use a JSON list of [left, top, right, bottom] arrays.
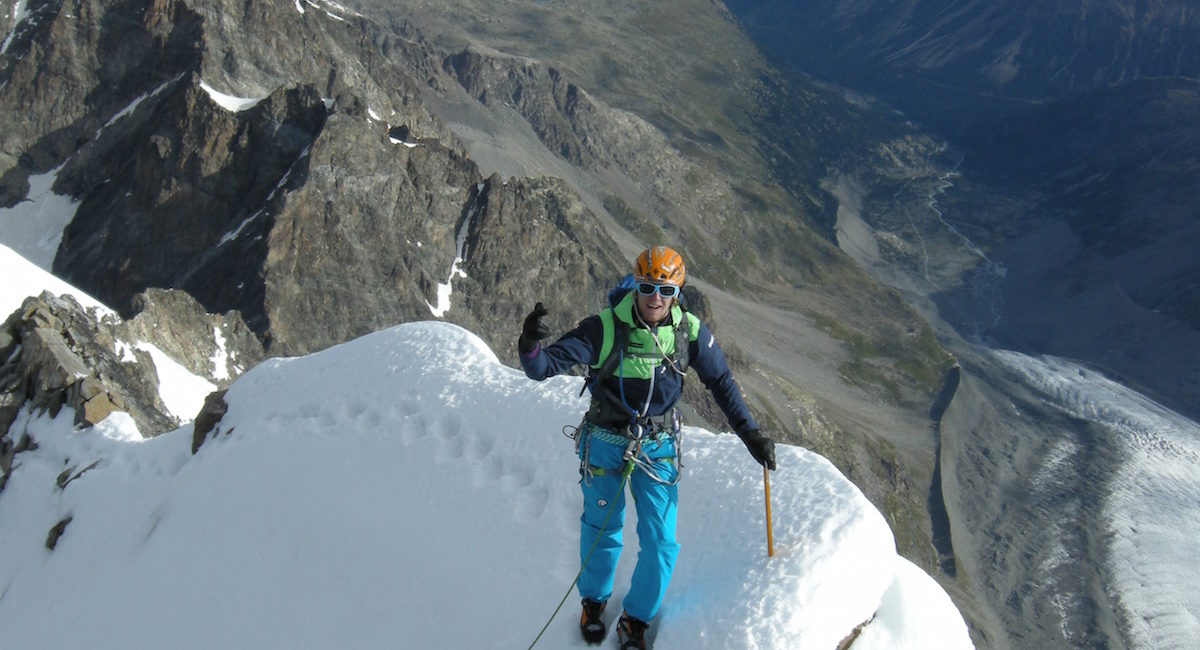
[[764, 465, 775, 557]]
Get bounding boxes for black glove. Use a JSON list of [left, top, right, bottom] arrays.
[[518, 302, 551, 354], [740, 429, 776, 470]]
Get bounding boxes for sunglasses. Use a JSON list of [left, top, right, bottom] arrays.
[[636, 282, 680, 298]]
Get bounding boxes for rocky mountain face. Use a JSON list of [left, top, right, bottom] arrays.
[[0, 289, 263, 492], [1, 0, 966, 643], [726, 1, 1200, 430], [727, 0, 1200, 128], [731, 2, 1200, 420], [1, 293, 174, 440], [958, 77, 1200, 421]]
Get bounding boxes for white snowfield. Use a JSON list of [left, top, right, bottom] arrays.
[[0, 320, 972, 649], [0, 243, 109, 315]]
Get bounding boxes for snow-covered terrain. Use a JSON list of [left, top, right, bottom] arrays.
[[0, 230, 971, 647], [0, 243, 108, 315], [0, 170, 80, 272], [990, 351, 1200, 649]]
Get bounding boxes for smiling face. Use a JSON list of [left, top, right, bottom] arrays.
[[631, 246, 686, 325], [635, 288, 673, 325]]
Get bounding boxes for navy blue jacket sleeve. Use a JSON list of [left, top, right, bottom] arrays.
[[689, 321, 760, 436], [520, 315, 603, 380]]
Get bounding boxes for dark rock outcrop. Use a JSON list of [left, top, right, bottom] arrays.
[[123, 288, 266, 386], [0, 293, 176, 437], [53, 79, 330, 331], [0, 0, 204, 204], [0, 293, 170, 493], [191, 388, 229, 454], [0, 290, 263, 493]]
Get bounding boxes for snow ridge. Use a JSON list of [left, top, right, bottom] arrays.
[[0, 321, 971, 649]]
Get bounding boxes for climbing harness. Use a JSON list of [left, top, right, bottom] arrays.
[[572, 413, 684, 487]]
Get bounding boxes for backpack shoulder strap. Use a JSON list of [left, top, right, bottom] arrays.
[[594, 308, 629, 378], [581, 307, 629, 397], [673, 309, 696, 374]]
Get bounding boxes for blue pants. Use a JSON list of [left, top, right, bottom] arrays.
[[577, 431, 680, 623]]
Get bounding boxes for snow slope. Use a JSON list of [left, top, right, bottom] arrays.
[[0, 242, 108, 316], [0, 169, 79, 271], [0, 318, 973, 649]]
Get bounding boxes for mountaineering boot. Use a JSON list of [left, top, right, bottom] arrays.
[[616, 612, 649, 649], [580, 598, 607, 644]]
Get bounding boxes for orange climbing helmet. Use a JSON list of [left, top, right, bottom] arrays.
[[634, 246, 686, 286]]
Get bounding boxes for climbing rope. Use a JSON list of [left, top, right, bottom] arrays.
[[526, 459, 634, 650]]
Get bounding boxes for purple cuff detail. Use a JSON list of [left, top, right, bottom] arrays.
[[521, 342, 541, 359]]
